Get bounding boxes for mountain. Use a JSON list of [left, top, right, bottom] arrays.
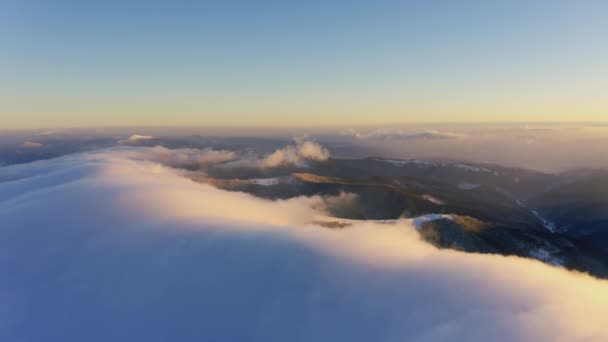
[[527, 169, 608, 251], [193, 157, 608, 278]]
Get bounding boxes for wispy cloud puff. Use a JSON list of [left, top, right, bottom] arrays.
[[119, 134, 155, 144], [135, 146, 237, 169], [261, 140, 330, 167], [224, 140, 330, 168], [20, 141, 43, 148], [0, 149, 607, 341]]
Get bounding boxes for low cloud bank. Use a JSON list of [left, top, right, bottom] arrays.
[[332, 125, 608, 172], [1, 149, 607, 341], [136, 146, 237, 169]]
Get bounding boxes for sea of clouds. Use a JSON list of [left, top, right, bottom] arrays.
[[1, 148, 607, 341], [5, 123, 608, 172]]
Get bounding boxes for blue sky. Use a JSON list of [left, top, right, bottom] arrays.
[[1, 0, 607, 128]]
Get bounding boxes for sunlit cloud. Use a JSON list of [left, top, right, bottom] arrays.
[[1, 148, 607, 341], [119, 134, 155, 144], [20, 141, 43, 148], [223, 139, 330, 168], [135, 145, 237, 169]]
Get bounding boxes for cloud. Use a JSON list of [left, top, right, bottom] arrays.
[[119, 134, 154, 144], [330, 125, 608, 172], [318, 191, 360, 218], [20, 141, 43, 148], [225, 140, 330, 168], [343, 129, 466, 141], [134, 146, 237, 169], [0, 149, 607, 341], [261, 140, 330, 167]]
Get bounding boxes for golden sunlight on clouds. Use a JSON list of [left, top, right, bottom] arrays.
[[1, 148, 608, 341]]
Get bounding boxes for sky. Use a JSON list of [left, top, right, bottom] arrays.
[[1, 0, 607, 128]]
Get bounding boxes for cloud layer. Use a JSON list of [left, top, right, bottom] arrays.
[[333, 125, 608, 172], [1, 149, 607, 341]]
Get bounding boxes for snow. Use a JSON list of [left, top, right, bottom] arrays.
[[377, 159, 493, 173], [453, 163, 492, 173], [531, 210, 558, 233], [513, 197, 558, 233], [377, 158, 434, 166], [410, 214, 452, 230]]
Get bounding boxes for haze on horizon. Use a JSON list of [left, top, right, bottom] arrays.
[[2, 1, 608, 129]]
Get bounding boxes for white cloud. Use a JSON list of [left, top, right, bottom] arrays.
[[119, 134, 154, 144], [261, 140, 330, 167], [0, 149, 607, 341], [225, 140, 330, 168], [20, 141, 43, 148], [292, 140, 331, 161], [136, 146, 237, 169]]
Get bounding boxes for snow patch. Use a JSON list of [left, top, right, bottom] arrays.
[[531, 210, 558, 233], [410, 214, 452, 230], [377, 159, 437, 167], [453, 163, 492, 173], [377, 159, 493, 173]]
